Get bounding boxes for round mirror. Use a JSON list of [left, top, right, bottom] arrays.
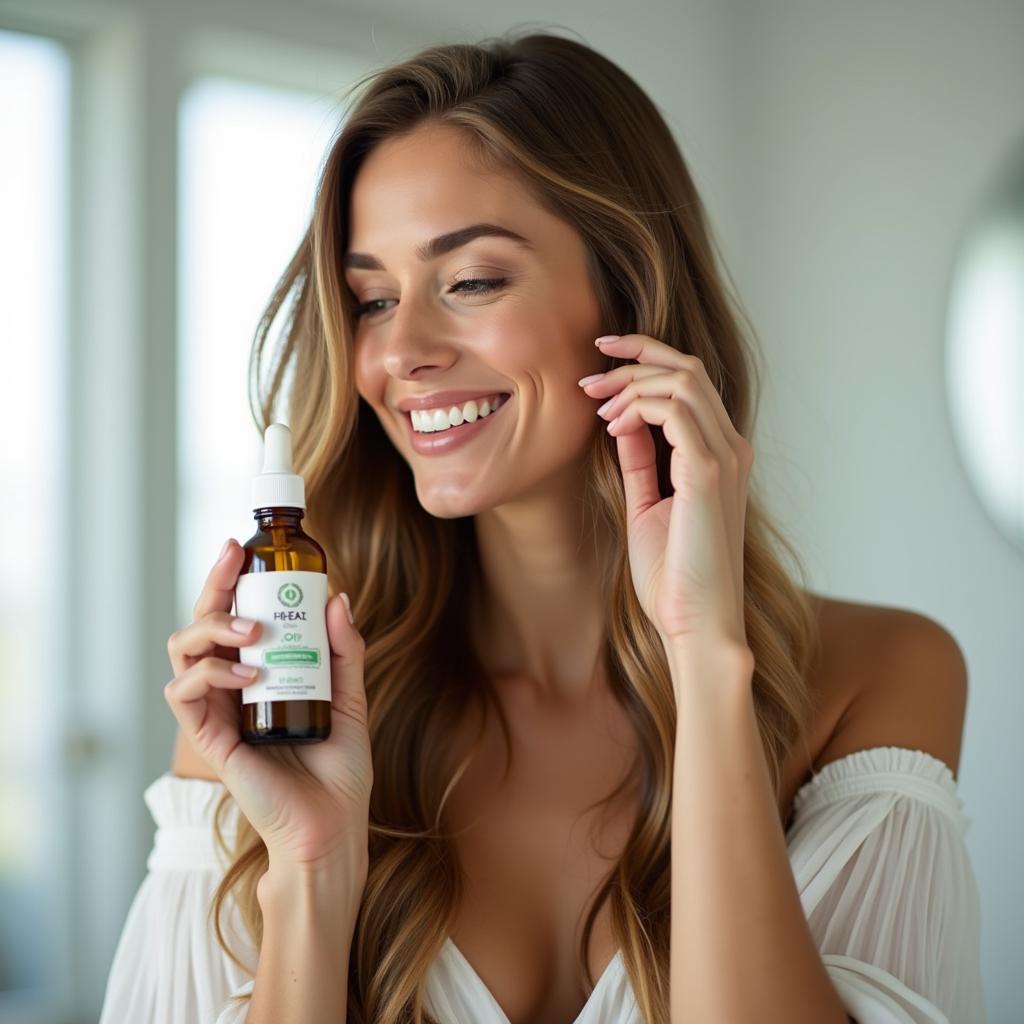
[[945, 139, 1024, 553]]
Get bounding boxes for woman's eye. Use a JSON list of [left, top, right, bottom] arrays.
[[351, 277, 508, 319], [449, 277, 508, 296]]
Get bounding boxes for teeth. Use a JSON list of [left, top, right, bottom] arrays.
[[411, 394, 507, 434]]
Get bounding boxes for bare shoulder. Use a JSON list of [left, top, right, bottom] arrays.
[[810, 592, 968, 780], [170, 728, 221, 781]]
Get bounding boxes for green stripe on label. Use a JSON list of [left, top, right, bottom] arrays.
[[265, 649, 321, 666]]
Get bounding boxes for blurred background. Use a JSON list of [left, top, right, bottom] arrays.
[[1, 0, 1022, 1021]]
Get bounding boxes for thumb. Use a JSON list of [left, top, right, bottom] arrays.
[[327, 592, 368, 724]]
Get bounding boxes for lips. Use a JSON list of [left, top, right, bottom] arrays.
[[404, 392, 512, 456], [397, 390, 512, 413], [410, 393, 510, 432]]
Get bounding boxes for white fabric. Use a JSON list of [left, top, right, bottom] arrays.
[[98, 745, 986, 1024]]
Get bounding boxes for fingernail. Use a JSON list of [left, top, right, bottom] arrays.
[[340, 592, 354, 625], [595, 335, 621, 346], [577, 373, 605, 386], [232, 663, 259, 678], [596, 397, 616, 417], [218, 539, 232, 562], [231, 617, 256, 633]]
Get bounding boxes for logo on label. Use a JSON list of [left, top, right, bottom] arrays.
[[278, 582, 304, 608]]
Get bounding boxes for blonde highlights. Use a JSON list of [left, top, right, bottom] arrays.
[[207, 29, 820, 1023]]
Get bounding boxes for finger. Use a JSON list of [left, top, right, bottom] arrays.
[[193, 538, 244, 621], [164, 657, 262, 769], [577, 364, 663, 395], [594, 333, 694, 370], [167, 656, 261, 703], [326, 593, 368, 727], [168, 606, 262, 655], [168, 611, 263, 675], [611, 402, 661, 521], [610, 396, 742, 600], [593, 335, 741, 447], [603, 371, 738, 472], [612, 394, 714, 504]]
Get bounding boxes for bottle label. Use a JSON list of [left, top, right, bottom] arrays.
[[233, 570, 331, 704]]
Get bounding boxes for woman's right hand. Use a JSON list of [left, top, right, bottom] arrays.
[[164, 539, 373, 873]]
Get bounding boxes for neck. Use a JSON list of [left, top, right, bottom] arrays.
[[469, 470, 615, 708]]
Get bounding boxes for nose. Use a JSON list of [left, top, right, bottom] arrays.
[[379, 288, 455, 378]]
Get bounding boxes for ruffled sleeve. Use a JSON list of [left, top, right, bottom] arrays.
[[98, 771, 258, 1024], [785, 746, 986, 1024]]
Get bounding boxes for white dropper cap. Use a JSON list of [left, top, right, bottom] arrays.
[[252, 422, 305, 511]]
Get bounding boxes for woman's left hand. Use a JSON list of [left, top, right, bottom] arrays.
[[579, 334, 754, 656]]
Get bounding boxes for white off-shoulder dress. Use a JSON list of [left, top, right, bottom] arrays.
[[97, 745, 986, 1023]]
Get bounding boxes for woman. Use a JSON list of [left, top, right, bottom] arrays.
[[99, 30, 985, 1024]]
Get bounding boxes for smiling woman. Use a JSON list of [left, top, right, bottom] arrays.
[[98, 26, 985, 1024], [341, 123, 608, 521]]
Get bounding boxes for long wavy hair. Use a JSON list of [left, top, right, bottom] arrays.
[[206, 27, 821, 1024]]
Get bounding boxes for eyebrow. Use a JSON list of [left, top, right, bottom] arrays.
[[343, 222, 533, 271]]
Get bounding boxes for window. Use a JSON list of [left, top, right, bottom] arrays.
[[0, 11, 388, 1021], [176, 77, 339, 626], [0, 27, 71, 1020]]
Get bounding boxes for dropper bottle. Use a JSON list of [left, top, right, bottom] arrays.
[[233, 422, 331, 744]]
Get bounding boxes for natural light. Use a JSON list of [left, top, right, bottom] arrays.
[[176, 77, 340, 626], [0, 26, 69, 1003]]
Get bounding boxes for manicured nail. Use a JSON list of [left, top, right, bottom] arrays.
[[606, 415, 622, 433], [577, 373, 606, 386], [595, 335, 621, 346], [596, 397, 616, 417], [340, 592, 354, 625], [231, 617, 256, 633]]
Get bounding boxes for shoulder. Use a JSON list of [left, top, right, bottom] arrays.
[[810, 594, 968, 781]]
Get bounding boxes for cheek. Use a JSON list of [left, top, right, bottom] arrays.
[[524, 323, 600, 404], [475, 300, 594, 378], [488, 325, 601, 436], [512, 274, 601, 374], [352, 343, 380, 402]]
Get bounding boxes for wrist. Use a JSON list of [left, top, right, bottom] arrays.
[[259, 847, 368, 917], [665, 640, 755, 698], [254, 859, 363, 997], [265, 829, 369, 881]]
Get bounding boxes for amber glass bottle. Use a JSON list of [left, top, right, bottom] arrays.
[[234, 423, 331, 744]]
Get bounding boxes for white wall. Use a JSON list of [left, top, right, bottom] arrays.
[[731, 5, 1024, 1019], [369, 0, 1024, 1008]]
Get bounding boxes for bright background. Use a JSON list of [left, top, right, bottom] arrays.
[[0, 1, 1021, 1021]]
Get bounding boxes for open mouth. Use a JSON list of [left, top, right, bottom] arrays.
[[405, 393, 512, 453], [409, 393, 511, 436]]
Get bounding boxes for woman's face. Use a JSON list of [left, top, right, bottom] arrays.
[[345, 123, 608, 519]]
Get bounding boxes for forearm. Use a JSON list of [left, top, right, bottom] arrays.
[[247, 852, 367, 1023], [667, 643, 848, 1024]]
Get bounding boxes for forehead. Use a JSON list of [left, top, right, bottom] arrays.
[[347, 125, 540, 244]]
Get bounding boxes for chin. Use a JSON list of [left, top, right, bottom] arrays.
[[412, 481, 497, 520]]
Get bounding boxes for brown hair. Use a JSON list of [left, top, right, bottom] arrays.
[[207, 27, 820, 1023]]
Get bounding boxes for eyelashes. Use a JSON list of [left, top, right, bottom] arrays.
[[350, 277, 509, 319]]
